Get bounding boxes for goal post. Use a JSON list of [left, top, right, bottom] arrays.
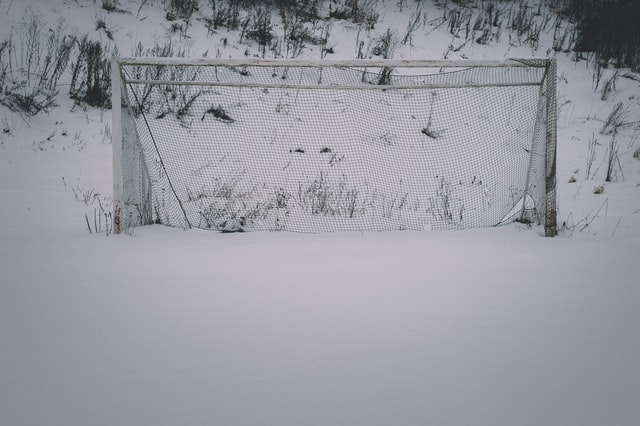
[[112, 59, 152, 233], [544, 58, 558, 237], [112, 57, 558, 236]]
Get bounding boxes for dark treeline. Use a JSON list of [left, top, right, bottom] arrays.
[[554, 0, 640, 71]]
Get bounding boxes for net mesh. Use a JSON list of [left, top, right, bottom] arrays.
[[118, 60, 551, 232]]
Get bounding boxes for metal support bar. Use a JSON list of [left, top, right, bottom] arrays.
[[544, 59, 558, 237]]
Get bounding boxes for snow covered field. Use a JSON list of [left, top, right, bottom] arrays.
[[1, 0, 639, 425]]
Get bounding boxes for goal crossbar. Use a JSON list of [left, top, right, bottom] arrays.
[[122, 79, 543, 90]]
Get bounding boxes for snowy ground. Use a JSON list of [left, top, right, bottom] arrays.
[[1, 0, 640, 425], [2, 224, 639, 426]]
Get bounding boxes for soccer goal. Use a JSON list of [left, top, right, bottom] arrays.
[[112, 58, 557, 236]]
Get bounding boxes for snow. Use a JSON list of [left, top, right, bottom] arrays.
[[1, 1, 639, 425], [2, 225, 639, 426]]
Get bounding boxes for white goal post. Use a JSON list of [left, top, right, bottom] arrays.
[[112, 58, 557, 236]]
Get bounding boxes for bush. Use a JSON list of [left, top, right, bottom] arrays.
[[372, 28, 397, 59], [69, 36, 113, 109], [206, 0, 241, 32], [329, 0, 379, 29], [166, 0, 199, 21], [277, 0, 321, 22], [0, 88, 57, 116], [0, 10, 74, 116], [241, 6, 273, 49], [102, 0, 119, 11]]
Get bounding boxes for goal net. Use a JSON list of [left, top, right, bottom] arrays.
[[112, 58, 557, 236]]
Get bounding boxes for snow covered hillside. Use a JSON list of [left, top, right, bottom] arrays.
[[1, 1, 639, 425]]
